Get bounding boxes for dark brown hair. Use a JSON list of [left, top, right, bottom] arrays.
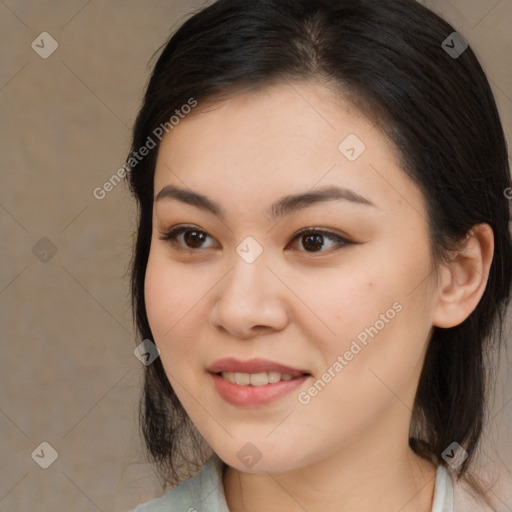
[[126, 0, 512, 506]]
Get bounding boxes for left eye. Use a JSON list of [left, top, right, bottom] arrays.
[[289, 228, 349, 253], [158, 226, 350, 253]]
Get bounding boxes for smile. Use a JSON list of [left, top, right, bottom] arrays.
[[219, 371, 295, 386], [210, 372, 310, 407]]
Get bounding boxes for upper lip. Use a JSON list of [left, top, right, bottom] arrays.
[[208, 358, 310, 378]]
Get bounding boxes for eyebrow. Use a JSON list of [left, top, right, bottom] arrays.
[[155, 184, 376, 221]]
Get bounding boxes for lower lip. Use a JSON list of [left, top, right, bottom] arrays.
[[210, 373, 309, 407]]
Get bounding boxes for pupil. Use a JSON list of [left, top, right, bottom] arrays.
[[303, 234, 323, 252], [185, 230, 205, 248]]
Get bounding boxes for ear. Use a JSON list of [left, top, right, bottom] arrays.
[[432, 223, 494, 328]]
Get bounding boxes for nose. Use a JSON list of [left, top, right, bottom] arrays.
[[210, 250, 289, 339]]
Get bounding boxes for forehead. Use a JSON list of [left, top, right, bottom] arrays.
[[156, 81, 374, 174], [153, 81, 423, 217]]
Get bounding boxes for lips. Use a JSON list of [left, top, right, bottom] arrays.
[[207, 358, 310, 378]]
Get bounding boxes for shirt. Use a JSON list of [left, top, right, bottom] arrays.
[[128, 453, 463, 512]]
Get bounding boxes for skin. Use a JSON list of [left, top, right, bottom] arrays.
[[144, 80, 494, 512]]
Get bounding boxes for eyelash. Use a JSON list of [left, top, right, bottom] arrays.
[[158, 225, 352, 254]]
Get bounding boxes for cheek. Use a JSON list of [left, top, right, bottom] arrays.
[[144, 249, 222, 372], [287, 258, 399, 355], [144, 251, 198, 351], [296, 244, 434, 391], [144, 252, 178, 337]]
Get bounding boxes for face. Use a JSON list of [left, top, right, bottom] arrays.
[[144, 81, 441, 474]]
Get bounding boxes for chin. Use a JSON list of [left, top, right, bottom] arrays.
[[214, 442, 311, 475]]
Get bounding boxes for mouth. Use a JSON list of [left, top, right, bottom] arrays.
[[207, 357, 311, 381], [207, 358, 311, 407], [216, 370, 307, 386]]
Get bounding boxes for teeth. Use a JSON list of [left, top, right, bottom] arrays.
[[249, 372, 268, 386], [234, 372, 250, 385], [267, 371, 281, 383], [221, 371, 296, 385]]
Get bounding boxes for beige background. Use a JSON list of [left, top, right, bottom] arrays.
[[0, 1, 510, 511]]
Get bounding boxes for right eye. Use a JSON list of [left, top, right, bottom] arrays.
[[158, 225, 219, 251]]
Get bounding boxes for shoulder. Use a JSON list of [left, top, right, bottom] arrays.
[[432, 465, 502, 512], [447, 466, 505, 512], [128, 454, 229, 512]]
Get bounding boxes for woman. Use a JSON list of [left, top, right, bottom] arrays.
[[126, 0, 512, 510]]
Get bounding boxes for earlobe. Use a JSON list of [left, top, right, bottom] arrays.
[[432, 223, 494, 329]]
